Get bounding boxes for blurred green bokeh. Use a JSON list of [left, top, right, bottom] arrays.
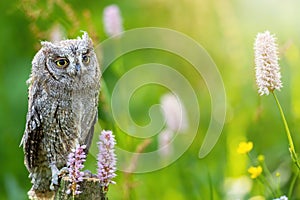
[[1, 0, 300, 199]]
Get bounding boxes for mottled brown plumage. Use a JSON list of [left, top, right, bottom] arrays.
[[21, 32, 100, 199]]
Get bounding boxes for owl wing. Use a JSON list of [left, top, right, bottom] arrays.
[[20, 84, 44, 170], [83, 109, 98, 153]]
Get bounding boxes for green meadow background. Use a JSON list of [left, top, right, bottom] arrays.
[[1, 0, 300, 199]]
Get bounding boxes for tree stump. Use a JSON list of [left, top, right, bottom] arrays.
[[55, 177, 107, 200]]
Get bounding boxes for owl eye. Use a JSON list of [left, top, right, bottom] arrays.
[[54, 58, 69, 68], [82, 54, 90, 64]]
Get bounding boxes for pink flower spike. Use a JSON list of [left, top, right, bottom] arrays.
[[103, 4, 123, 38], [160, 93, 188, 132], [66, 144, 86, 196], [97, 130, 117, 190]]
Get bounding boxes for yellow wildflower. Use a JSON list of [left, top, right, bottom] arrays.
[[248, 166, 263, 179], [257, 154, 265, 162], [237, 141, 253, 154]]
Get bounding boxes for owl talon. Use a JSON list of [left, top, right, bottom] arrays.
[[50, 182, 56, 191], [58, 167, 69, 178], [49, 163, 59, 190], [83, 170, 93, 178]]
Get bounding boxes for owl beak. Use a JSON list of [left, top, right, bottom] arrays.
[[75, 63, 81, 73], [74, 63, 82, 78]]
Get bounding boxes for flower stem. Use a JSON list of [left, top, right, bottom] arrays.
[[257, 175, 276, 197], [261, 160, 280, 196], [272, 92, 300, 169], [288, 169, 299, 198]]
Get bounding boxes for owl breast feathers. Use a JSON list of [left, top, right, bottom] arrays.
[[21, 32, 100, 199]]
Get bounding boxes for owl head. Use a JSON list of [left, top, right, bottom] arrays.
[[30, 32, 99, 84]]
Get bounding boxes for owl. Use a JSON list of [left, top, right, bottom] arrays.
[[20, 32, 100, 199]]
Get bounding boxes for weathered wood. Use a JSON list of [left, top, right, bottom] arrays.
[[55, 177, 107, 200]]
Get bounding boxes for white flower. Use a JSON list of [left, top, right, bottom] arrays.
[[224, 176, 252, 200], [254, 31, 282, 95], [273, 195, 288, 200], [103, 4, 123, 37], [160, 93, 188, 132]]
